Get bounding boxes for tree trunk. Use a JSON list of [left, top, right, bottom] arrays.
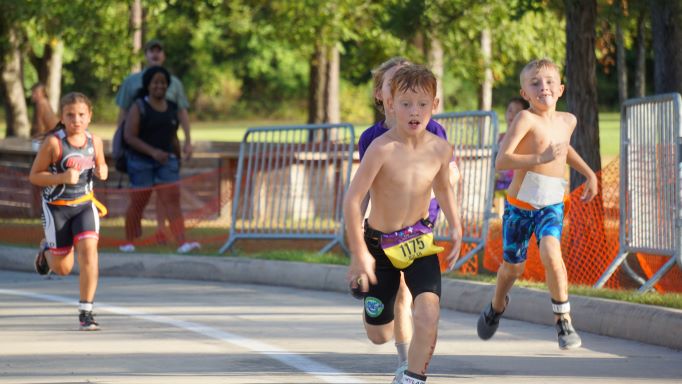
[[307, 43, 327, 125], [28, 44, 49, 85], [650, 0, 682, 94], [565, 0, 601, 190], [428, 37, 444, 113], [616, 16, 628, 105], [565, 0, 605, 277], [45, 38, 63, 112], [634, 9, 647, 98], [1, 28, 30, 138], [479, 28, 493, 111], [131, 0, 143, 73], [324, 44, 340, 124], [413, 31, 425, 55]]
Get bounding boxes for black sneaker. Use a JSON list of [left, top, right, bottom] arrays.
[[34, 239, 50, 276], [556, 317, 581, 349], [477, 295, 509, 340], [79, 310, 100, 331]]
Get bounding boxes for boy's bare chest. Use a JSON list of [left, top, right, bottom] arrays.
[[520, 122, 572, 151], [376, 152, 440, 188]]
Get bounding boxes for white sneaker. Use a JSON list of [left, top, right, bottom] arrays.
[[391, 361, 408, 384], [177, 242, 200, 254], [119, 243, 135, 252]]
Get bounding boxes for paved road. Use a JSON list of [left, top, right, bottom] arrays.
[[1, 270, 680, 384]]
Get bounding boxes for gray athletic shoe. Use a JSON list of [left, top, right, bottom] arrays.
[[556, 317, 582, 349], [476, 295, 509, 340]]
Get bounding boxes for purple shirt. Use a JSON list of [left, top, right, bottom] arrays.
[[358, 118, 448, 223]]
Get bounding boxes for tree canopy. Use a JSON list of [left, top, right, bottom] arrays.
[[0, 0, 664, 132]]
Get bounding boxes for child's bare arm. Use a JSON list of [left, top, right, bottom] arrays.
[[343, 145, 385, 290], [38, 100, 59, 131], [93, 135, 108, 181], [433, 147, 463, 270], [567, 145, 598, 202], [496, 111, 568, 170], [29, 136, 77, 187]]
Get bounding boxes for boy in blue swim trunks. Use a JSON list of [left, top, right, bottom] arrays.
[[344, 65, 462, 384], [476, 58, 598, 350]]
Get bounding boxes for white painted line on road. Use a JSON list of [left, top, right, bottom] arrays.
[[0, 288, 365, 384]]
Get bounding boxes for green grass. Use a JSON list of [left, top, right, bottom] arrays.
[[2, 112, 620, 158], [228, 249, 349, 265], [598, 112, 620, 161], [88, 119, 304, 143], [445, 270, 682, 310]]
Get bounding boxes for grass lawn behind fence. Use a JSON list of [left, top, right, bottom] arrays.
[[3, 112, 621, 158]]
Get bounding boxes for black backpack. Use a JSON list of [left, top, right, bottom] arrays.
[[112, 98, 146, 173]]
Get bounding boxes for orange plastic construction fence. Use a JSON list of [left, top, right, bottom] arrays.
[[481, 158, 682, 293]]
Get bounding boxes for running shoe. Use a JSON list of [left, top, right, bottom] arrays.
[[476, 295, 509, 340], [34, 239, 50, 275], [119, 243, 135, 252], [391, 361, 408, 384], [177, 242, 200, 254], [79, 310, 100, 331], [556, 317, 582, 349]]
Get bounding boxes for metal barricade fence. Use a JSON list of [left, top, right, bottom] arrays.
[[433, 111, 499, 270], [219, 124, 354, 255], [595, 93, 682, 292]]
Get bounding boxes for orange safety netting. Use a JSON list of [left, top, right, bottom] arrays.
[[481, 158, 682, 293], [1, 158, 681, 293], [0, 165, 233, 254]]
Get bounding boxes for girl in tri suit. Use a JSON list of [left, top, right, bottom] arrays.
[[29, 92, 108, 331]]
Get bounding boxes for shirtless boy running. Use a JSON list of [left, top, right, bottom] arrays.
[[344, 65, 463, 383], [477, 58, 598, 350]]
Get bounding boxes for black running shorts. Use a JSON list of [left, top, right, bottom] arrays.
[[42, 201, 99, 256], [361, 224, 442, 325]]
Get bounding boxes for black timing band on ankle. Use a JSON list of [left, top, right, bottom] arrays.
[[405, 370, 427, 381]]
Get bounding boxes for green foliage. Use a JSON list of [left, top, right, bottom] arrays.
[[340, 80, 374, 125], [1, 0, 638, 124]]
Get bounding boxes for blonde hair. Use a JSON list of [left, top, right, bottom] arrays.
[[390, 64, 437, 99], [520, 58, 562, 86], [371, 56, 411, 113]]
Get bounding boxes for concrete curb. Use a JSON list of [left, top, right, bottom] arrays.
[[1, 245, 680, 350]]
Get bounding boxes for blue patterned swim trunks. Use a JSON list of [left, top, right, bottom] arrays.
[[502, 197, 564, 264]]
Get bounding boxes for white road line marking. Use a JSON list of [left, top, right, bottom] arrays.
[[0, 288, 365, 384]]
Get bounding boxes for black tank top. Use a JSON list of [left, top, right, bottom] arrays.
[[137, 98, 179, 155], [43, 129, 95, 202]]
